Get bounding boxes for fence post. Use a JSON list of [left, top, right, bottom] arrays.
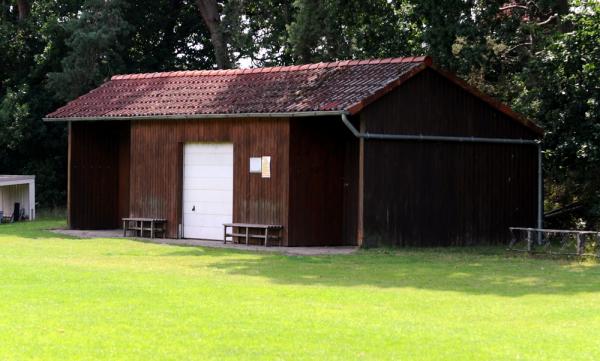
[[527, 230, 533, 252], [508, 228, 516, 250], [576, 234, 584, 256]]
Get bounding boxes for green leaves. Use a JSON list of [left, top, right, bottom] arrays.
[[286, 0, 419, 64], [519, 0, 600, 227], [0, 86, 30, 151], [47, 0, 131, 101]]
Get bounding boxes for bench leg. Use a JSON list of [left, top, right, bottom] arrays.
[[245, 227, 249, 245], [123, 220, 126, 237], [265, 228, 269, 247], [223, 225, 227, 244], [151, 221, 154, 239]]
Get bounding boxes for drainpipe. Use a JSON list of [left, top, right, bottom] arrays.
[[341, 113, 543, 230]]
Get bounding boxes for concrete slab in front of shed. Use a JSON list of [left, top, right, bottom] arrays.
[[50, 229, 357, 256]]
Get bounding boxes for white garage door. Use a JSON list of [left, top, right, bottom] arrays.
[[183, 143, 233, 240]]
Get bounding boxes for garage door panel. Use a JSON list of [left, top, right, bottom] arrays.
[[183, 143, 233, 240], [184, 165, 233, 179], [185, 144, 234, 154], [183, 226, 223, 240], [183, 202, 232, 216], [184, 153, 233, 166], [183, 178, 233, 191], [183, 189, 233, 203], [181, 214, 231, 226]]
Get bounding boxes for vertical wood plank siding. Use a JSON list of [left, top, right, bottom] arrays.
[[359, 69, 539, 246], [69, 121, 130, 229], [117, 125, 131, 222], [129, 118, 290, 241], [288, 117, 357, 246]]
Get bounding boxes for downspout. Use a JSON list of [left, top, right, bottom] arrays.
[[341, 113, 543, 231]]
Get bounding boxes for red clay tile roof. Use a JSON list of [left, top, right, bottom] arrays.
[[45, 57, 430, 119], [44, 56, 542, 135]]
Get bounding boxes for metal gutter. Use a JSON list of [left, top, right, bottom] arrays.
[[341, 113, 544, 229], [341, 113, 538, 145], [43, 110, 346, 122]]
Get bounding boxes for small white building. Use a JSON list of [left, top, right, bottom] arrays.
[[0, 175, 35, 221]]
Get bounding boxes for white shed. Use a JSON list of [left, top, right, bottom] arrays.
[[0, 175, 35, 221]]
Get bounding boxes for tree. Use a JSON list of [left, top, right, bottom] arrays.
[[287, 0, 420, 63], [0, 0, 85, 208], [47, 0, 131, 101], [196, 0, 231, 68], [222, 0, 295, 67], [514, 0, 600, 228], [16, 0, 30, 21]]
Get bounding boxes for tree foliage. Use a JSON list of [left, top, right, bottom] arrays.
[[47, 0, 131, 100], [287, 0, 420, 63], [516, 0, 600, 227], [0, 0, 598, 230]]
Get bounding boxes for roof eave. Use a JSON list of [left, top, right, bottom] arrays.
[[42, 110, 349, 122]]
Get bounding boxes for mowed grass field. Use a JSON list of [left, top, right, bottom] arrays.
[[1, 220, 600, 360]]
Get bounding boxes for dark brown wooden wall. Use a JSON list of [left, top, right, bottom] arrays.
[[288, 117, 357, 246], [363, 69, 538, 139], [359, 69, 540, 246], [362, 141, 538, 246], [117, 125, 130, 222], [128, 118, 290, 241], [69, 121, 129, 229]]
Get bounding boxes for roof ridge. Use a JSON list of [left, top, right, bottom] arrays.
[[111, 56, 432, 80]]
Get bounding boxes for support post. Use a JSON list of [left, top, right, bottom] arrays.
[[357, 117, 365, 246], [265, 228, 269, 247], [67, 122, 72, 227], [28, 178, 35, 220], [537, 144, 543, 243]]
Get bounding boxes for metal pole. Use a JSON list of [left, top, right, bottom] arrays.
[[536, 144, 544, 245], [537, 144, 543, 230]]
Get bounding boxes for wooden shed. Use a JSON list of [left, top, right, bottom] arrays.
[[45, 56, 543, 247]]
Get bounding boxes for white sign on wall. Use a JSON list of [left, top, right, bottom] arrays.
[[249, 157, 262, 173]]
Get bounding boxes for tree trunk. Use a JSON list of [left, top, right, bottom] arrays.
[[195, 0, 232, 69], [16, 0, 30, 21]]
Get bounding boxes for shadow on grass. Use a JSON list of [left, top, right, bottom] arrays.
[[161, 246, 600, 297], [6, 220, 600, 297]]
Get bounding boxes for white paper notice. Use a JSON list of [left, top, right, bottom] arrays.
[[261, 156, 271, 178]]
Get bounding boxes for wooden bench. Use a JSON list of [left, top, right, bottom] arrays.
[[122, 218, 166, 239], [223, 223, 283, 246]]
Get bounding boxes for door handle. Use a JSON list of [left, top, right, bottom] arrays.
[[192, 205, 195, 211]]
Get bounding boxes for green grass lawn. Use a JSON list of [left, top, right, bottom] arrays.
[[1, 220, 600, 360]]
